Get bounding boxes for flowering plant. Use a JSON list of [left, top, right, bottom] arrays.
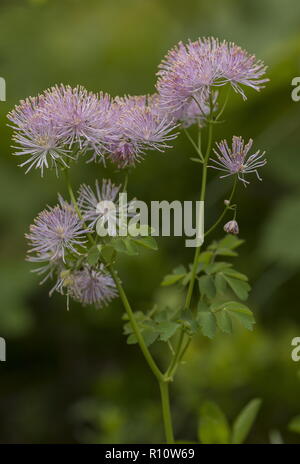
[[8, 37, 268, 443]]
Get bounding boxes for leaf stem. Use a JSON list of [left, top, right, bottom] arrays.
[[185, 115, 213, 310], [64, 168, 173, 443], [109, 264, 175, 442], [205, 176, 237, 238], [166, 98, 215, 379], [159, 381, 175, 443], [183, 127, 204, 161], [108, 264, 164, 382]]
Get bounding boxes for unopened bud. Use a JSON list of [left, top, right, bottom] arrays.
[[223, 220, 239, 235], [224, 199, 230, 206]]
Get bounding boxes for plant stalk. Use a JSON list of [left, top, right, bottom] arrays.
[[159, 381, 175, 443], [64, 169, 174, 442]]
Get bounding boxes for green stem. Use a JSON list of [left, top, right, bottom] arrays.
[[159, 381, 175, 443], [64, 168, 173, 442], [184, 118, 213, 311], [166, 331, 184, 378], [110, 264, 175, 441], [108, 265, 164, 382], [205, 176, 237, 238], [64, 170, 162, 380], [215, 87, 230, 121], [166, 332, 191, 379], [183, 127, 204, 161], [166, 103, 215, 379]]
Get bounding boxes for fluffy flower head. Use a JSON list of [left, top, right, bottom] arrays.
[[156, 37, 268, 114], [69, 265, 117, 307], [26, 199, 88, 262], [7, 95, 71, 176], [210, 136, 266, 185], [41, 85, 114, 154], [78, 179, 135, 236], [107, 94, 178, 168]]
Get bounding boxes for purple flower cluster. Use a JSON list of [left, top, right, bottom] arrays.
[[156, 37, 268, 115], [70, 266, 117, 307], [210, 136, 267, 185], [8, 87, 178, 174], [106, 94, 178, 168], [18, 36, 269, 310], [78, 178, 121, 228], [41, 85, 114, 155], [26, 198, 88, 262], [7, 95, 72, 176], [26, 193, 118, 308], [8, 38, 268, 176]]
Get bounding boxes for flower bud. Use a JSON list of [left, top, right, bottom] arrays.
[[224, 199, 230, 206], [223, 220, 239, 235]]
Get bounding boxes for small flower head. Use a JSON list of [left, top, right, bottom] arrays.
[[69, 265, 117, 307], [210, 136, 266, 185], [26, 199, 88, 262], [78, 179, 134, 236], [41, 85, 114, 155], [156, 37, 268, 115], [107, 94, 178, 168], [224, 219, 239, 235], [108, 139, 140, 168], [7, 95, 71, 176], [119, 105, 177, 155], [78, 179, 120, 228]]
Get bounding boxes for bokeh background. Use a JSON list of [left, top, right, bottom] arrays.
[[1, 0, 300, 444]]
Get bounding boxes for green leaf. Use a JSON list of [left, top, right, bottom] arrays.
[[231, 399, 262, 444], [198, 251, 214, 265], [214, 301, 255, 331], [205, 262, 232, 274], [161, 273, 185, 286], [215, 310, 232, 334], [179, 310, 199, 334], [288, 415, 300, 434], [223, 268, 248, 281], [141, 328, 159, 346], [111, 237, 139, 255], [132, 235, 158, 250], [182, 272, 192, 286], [157, 321, 180, 341], [161, 265, 187, 286], [173, 265, 187, 274], [218, 235, 244, 250], [197, 301, 210, 313], [223, 275, 250, 301], [197, 303, 216, 339], [100, 245, 115, 263], [87, 245, 100, 266], [198, 401, 230, 444], [215, 273, 228, 294], [198, 275, 216, 299], [126, 333, 138, 344], [124, 316, 159, 347], [124, 238, 139, 255], [215, 248, 238, 257], [209, 235, 244, 257], [110, 238, 128, 253]]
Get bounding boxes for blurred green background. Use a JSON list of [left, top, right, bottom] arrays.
[[1, 0, 300, 444]]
